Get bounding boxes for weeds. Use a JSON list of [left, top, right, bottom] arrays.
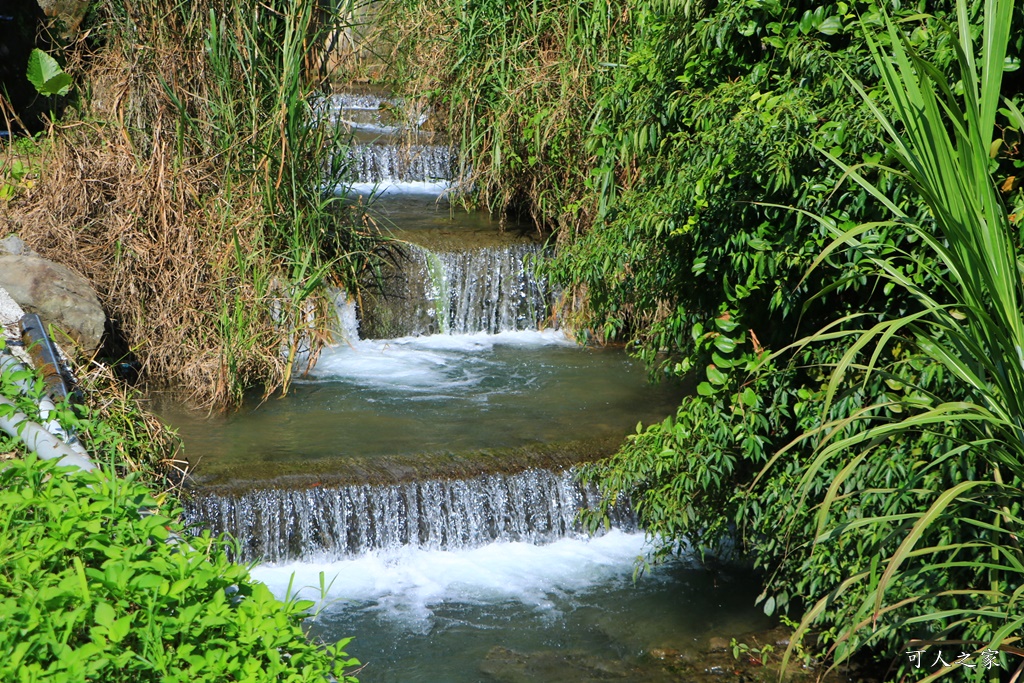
[[2, 0, 388, 407], [0, 318, 360, 682], [366, 0, 626, 232]]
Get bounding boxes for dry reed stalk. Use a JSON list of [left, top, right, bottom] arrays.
[[2, 2, 351, 408]]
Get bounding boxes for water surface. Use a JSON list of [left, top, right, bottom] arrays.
[[254, 531, 768, 683], [163, 331, 683, 479]]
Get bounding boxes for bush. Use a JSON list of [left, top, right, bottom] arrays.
[[0, 457, 359, 682], [0, 345, 358, 681]]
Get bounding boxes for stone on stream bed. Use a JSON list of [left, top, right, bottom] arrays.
[[478, 627, 871, 683]]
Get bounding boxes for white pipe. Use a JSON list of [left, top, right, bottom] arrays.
[[0, 396, 96, 472], [0, 353, 34, 395], [2, 350, 92, 461]]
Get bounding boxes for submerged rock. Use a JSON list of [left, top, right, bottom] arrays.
[[0, 254, 105, 354], [480, 646, 636, 682]]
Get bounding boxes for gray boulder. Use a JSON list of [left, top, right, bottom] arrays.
[[0, 255, 105, 354], [1, 235, 37, 257], [35, 0, 91, 37]]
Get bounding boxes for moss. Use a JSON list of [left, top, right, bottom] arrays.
[[185, 434, 622, 493]]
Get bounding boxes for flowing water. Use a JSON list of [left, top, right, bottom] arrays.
[[171, 88, 768, 682]]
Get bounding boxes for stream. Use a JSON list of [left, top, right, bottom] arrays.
[[166, 89, 769, 682]]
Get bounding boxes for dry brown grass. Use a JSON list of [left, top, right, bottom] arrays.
[[71, 357, 188, 489], [5, 127, 275, 407], [2, 1, 375, 408]]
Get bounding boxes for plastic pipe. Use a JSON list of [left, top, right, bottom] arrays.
[[20, 313, 69, 401], [1, 351, 91, 459], [0, 396, 95, 471], [0, 353, 34, 395]]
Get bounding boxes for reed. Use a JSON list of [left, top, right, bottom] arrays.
[[774, 0, 1024, 671], [372, 0, 628, 232], [3, 0, 386, 406]]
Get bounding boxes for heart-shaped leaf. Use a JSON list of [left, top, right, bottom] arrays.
[[26, 49, 73, 97]]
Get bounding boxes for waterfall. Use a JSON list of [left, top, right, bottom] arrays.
[[183, 468, 632, 564], [327, 286, 359, 346], [360, 243, 552, 338], [346, 144, 453, 184]]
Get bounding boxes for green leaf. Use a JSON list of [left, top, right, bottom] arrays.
[[817, 16, 842, 36], [706, 364, 727, 385], [109, 615, 133, 643], [94, 602, 116, 629], [714, 316, 740, 333], [741, 387, 758, 407], [713, 335, 737, 353], [26, 48, 72, 97]]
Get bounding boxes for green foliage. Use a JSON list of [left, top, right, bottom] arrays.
[[0, 345, 359, 681], [0, 158, 35, 201], [379, 0, 628, 228], [26, 48, 73, 97], [578, 0, 1024, 675], [0, 457, 359, 682], [772, 0, 1024, 671], [378, 0, 1024, 674]]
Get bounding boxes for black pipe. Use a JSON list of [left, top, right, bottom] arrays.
[[20, 313, 69, 402]]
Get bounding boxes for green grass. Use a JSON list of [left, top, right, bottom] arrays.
[[775, 0, 1024, 672]]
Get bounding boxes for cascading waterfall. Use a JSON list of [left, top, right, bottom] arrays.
[[171, 88, 748, 683], [346, 144, 453, 185], [184, 90, 627, 565], [436, 246, 551, 334], [327, 89, 553, 338], [184, 468, 632, 563], [360, 242, 553, 338], [321, 89, 452, 195]]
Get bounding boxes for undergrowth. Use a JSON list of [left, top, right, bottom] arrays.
[[369, 0, 1024, 675], [0, 342, 359, 681], [0, 455, 359, 682], [367, 0, 625, 232], [2, 0, 389, 407]]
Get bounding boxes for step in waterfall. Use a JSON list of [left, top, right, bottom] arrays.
[[359, 242, 553, 338], [183, 469, 632, 563], [346, 143, 453, 185], [323, 89, 455, 196], [179, 90, 661, 576]]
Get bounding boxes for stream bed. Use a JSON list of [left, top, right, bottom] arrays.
[[167, 88, 771, 683]]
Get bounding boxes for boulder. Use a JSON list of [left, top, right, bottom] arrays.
[[34, 0, 91, 37], [0, 234, 37, 257], [0, 255, 105, 354]]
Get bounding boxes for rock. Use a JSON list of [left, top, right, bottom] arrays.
[[0, 285, 26, 342], [1, 234, 36, 257], [706, 637, 732, 652], [35, 0, 91, 37], [0, 255, 105, 354], [480, 646, 636, 682]]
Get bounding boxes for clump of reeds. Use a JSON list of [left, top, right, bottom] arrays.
[[368, 0, 627, 233], [3, 0, 387, 407]]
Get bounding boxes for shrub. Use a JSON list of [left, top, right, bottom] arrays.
[[0, 344, 358, 681], [0, 457, 359, 682]]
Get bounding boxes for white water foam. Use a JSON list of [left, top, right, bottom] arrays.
[[309, 330, 573, 391], [337, 117, 429, 135], [251, 529, 651, 624], [342, 180, 451, 197]]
